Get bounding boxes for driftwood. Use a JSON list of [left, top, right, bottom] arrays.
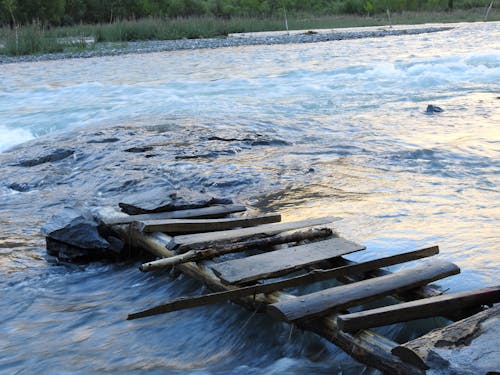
[[129, 246, 441, 319], [392, 304, 500, 370], [268, 261, 460, 322], [171, 216, 339, 251], [95, 209, 436, 374], [139, 227, 333, 272], [101, 204, 246, 225], [211, 237, 365, 284], [337, 285, 500, 332], [133, 213, 282, 233]]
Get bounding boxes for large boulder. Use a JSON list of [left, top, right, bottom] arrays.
[[42, 207, 124, 262], [118, 187, 233, 215]]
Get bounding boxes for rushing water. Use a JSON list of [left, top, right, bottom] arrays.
[[0, 22, 499, 374]]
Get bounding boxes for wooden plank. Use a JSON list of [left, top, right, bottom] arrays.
[[338, 285, 500, 332], [112, 225, 428, 375], [139, 227, 333, 272], [134, 213, 282, 233], [101, 204, 247, 225], [171, 216, 339, 251], [212, 237, 365, 285], [129, 246, 440, 319], [267, 260, 460, 322], [392, 304, 500, 370]]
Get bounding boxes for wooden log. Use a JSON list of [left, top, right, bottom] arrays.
[[337, 285, 500, 332], [101, 204, 247, 225], [139, 227, 333, 272], [392, 304, 500, 370], [268, 261, 460, 322], [133, 213, 282, 233], [212, 237, 365, 285], [171, 216, 339, 251], [129, 246, 440, 319]]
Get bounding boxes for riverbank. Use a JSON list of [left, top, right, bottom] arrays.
[[0, 24, 454, 64]]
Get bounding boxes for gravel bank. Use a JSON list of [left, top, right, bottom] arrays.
[[0, 25, 452, 64]]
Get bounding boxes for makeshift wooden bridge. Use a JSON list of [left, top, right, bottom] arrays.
[[95, 202, 500, 375]]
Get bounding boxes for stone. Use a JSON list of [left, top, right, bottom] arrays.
[[118, 187, 233, 215], [18, 148, 74, 167], [42, 207, 125, 261], [426, 105, 444, 114]]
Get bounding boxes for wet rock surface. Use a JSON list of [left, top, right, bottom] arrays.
[[17, 148, 75, 167]]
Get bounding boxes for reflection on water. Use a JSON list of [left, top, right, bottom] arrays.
[[0, 22, 499, 374]]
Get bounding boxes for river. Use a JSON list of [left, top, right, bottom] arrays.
[[0, 21, 499, 374]]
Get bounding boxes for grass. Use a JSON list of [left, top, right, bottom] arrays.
[[0, 8, 497, 57]]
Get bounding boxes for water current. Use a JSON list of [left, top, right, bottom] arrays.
[[0, 22, 499, 374]]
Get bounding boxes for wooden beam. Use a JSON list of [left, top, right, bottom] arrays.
[[101, 204, 247, 225], [139, 227, 333, 272], [337, 285, 500, 332], [268, 260, 460, 322], [392, 304, 500, 370], [171, 216, 340, 251], [212, 237, 365, 285], [129, 246, 441, 319], [133, 213, 282, 233]]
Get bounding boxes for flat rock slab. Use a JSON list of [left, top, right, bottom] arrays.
[[212, 237, 365, 285], [118, 187, 233, 214]]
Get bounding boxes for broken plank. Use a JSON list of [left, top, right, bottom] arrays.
[[268, 260, 460, 322], [134, 213, 282, 233], [101, 204, 247, 225], [391, 304, 500, 370], [130, 246, 440, 318], [212, 237, 365, 285], [172, 216, 339, 251], [337, 285, 500, 332], [139, 227, 333, 272]]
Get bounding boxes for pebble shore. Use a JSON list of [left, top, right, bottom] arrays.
[[0, 25, 452, 64]]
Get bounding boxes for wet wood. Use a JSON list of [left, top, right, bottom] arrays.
[[101, 204, 247, 225], [337, 285, 500, 332], [392, 304, 500, 370], [212, 237, 365, 285], [130, 247, 441, 318], [171, 216, 339, 251], [133, 213, 282, 233], [268, 261, 460, 322], [139, 227, 333, 272], [113, 226, 428, 375]]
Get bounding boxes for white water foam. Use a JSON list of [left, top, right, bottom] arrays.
[[0, 125, 34, 152]]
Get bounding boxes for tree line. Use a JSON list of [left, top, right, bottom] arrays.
[[0, 0, 469, 27]]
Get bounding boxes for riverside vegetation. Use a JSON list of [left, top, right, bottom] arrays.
[[0, 0, 497, 56]]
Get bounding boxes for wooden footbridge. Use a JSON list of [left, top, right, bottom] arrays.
[[95, 202, 500, 375]]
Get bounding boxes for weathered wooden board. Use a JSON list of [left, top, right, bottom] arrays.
[[134, 213, 282, 233], [130, 246, 440, 319], [268, 261, 460, 322], [392, 304, 500, 370], [212, 237, 365, 285], [102, 204, 247, 225], [111, 225, 431, 375], [171, 216, 339, 251], [139, 227, 333, 272], [337, 285, 500, 332]]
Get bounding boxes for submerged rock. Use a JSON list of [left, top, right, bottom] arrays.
[[426, 105, 444, 114], [118, 187, 233, 215], [18, 148, 75, 167], [42, 207, 124, 261]]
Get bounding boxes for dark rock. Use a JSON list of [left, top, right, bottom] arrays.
[[18, 148, 74, 167], [8, 182, 32, 192], [87, 137, 120, 144], [42, 207, 121, 261], [426, 104, 444, 114], [118, 187, 233, 215], [124, 146, 154, 153], [249, 138, 290, 146]]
